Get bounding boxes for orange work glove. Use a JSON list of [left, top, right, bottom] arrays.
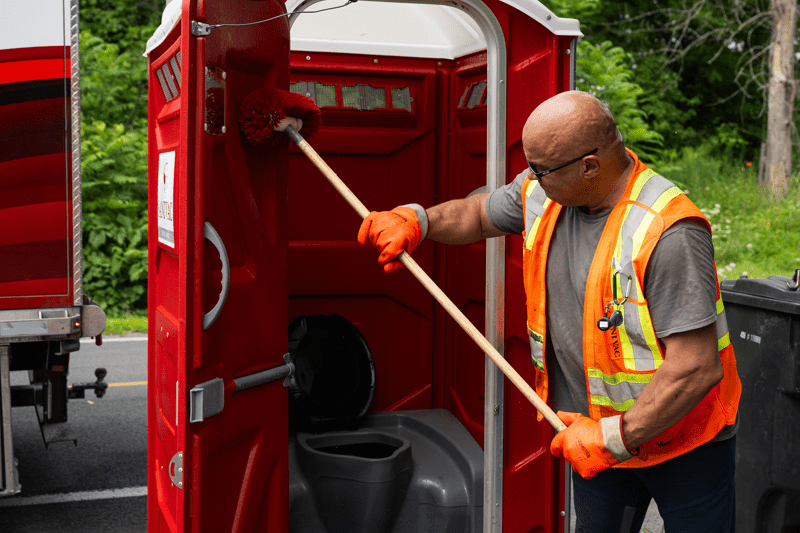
[[549, 411, 635, 479], [357, 206, 424, 273]]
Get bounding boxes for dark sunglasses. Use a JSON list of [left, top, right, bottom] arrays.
[[527, 148, 598, 179]]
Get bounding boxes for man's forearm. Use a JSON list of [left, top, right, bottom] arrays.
[[621, 322, 724, 450], [425, 192, 505, 244]]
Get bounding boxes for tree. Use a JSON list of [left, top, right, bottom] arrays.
[[765, 0, 797, 196]]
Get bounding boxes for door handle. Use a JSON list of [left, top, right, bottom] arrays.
[[203, 221, 230, 330]]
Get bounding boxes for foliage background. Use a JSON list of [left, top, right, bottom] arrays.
[[80, 1, 160, 315], [78, 0, 799, 317]]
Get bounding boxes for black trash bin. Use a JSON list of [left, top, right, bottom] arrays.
[[721, 272, 800, 532]]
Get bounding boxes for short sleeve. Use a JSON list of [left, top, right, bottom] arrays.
[[484, 168, 527, 235], [643, 218, 718, 338]]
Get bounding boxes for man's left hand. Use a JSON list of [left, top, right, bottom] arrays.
[[549, 411, 634, 479]]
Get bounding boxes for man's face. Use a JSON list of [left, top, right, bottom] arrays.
[[525, 147, 588, 206]]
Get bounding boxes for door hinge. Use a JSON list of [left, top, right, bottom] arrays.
[[169, 451, 183, 489]]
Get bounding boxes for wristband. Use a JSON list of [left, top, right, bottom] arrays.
[[600, 415, 634, 462], [402, 203, 428, 241]]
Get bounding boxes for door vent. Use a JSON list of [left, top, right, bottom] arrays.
[[155, 51, 181, 102]]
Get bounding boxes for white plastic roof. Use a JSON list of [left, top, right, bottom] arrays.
[[287, 0, 582, 59], [145, 0, 582, 59], [144, 0, 181, 56]]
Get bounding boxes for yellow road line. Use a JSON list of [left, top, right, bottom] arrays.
[[107, 381, 147, 387]]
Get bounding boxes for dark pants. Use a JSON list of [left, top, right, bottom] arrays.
[[572, 435, 736, 533]]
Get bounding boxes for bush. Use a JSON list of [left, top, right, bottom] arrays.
[[576, 40, 664, 161], [81, 121, 148, 315], [657, 147, 800, 280]]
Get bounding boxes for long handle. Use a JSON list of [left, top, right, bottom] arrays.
[[285, 126, 566, 432]]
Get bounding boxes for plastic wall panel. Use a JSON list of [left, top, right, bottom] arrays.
[[287, 53, 443, 413], [147, 1, 290, 532]]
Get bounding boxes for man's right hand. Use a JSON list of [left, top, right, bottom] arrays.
[[357, 206, 422, 273]]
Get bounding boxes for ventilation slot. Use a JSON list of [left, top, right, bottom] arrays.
[[169, 56, 181, 88], [465, 81, 486, 109], [390, 87, 412, 112], [342, 84, 386, 111], [161, 64, 179, 99], [290, 81, 336, 108], [156, 70, 173, 102]]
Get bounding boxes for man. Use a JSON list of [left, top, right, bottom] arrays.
[[357, 91, 741, 532]]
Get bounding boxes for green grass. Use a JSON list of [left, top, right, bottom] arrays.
[[104, 314, 148, 336], [657, 148, 800, 282]]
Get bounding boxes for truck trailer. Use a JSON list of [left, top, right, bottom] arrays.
[[0, 0, 107, 497]]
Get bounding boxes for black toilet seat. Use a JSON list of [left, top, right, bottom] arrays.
[[287, 314, 376, 432]]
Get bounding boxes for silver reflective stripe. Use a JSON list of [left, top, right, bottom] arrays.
[[524, 182, 547, 240], [528, 328, 544, 371], [616, 175, 676, 292], [716, 308, 728, 340], [620, 300, 657, 369], [588, 369, 652, 410]]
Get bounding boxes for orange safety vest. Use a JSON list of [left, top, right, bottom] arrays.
[[521, 150, 741, 467]]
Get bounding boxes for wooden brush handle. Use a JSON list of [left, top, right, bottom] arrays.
[[285, 125, 566, 433]]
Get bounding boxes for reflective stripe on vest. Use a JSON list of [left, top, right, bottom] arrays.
[[525, 183, 551, 251], [528, 326, 545, 370]]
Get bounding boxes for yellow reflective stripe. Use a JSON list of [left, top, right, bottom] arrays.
[[636, 278, 664, 369], [525, 197, 551, 250], [589, 395, 637, 412], [718, 332, 731, 351], [628, 168, 657, 202], [588, 367, 655, 385], [716, 297, 725, 315], [651, 186, 683, 213]]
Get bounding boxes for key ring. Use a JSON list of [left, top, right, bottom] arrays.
[[612, 257, 632, 306], [598, 259, 632, 332]]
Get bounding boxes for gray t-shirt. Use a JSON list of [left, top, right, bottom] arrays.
[[485, 170, 737, 440]]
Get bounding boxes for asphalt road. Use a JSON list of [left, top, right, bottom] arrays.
[[0, 336, 148, 532], [0, 335, 663, 533]]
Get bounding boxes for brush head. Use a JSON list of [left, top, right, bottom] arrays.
[[238, 87, 322, 147]]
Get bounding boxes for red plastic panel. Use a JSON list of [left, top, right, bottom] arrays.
[[147, 1, 290, 532], [287, 53, 446, 411], [0, 46, 72, 307]]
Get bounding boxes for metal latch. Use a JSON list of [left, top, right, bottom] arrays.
[[188, 355, 295, 424], [169, 452, 183, 489], [191, 21, 212, 36], [189, 378, 224, 423]]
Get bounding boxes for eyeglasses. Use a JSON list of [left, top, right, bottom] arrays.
[[527, 148, 598, 179]]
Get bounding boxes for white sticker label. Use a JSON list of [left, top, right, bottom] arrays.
[[739, 330, 761, 344], [157, 151, 176, 248]]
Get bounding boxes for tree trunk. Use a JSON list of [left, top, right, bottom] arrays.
[[765, 0, 797, 197]]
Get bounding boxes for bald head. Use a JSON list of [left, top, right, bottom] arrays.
[[523, 91, 622, 163], [522, 92, 633, 213]]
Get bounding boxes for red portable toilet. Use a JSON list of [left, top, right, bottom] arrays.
[[145, 0, 580, 531]]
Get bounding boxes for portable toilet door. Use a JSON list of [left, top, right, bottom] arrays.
[[285, 1, 581, 532], [145, 0, 292, 531]]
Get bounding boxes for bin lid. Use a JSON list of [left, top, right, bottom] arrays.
[[720, 274, 800, 315], [287, 314, 376, 432], [286, 0, 582, 59]]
